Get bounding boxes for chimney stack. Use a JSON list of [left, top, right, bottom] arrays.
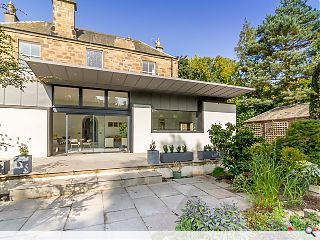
[[52, 0, 77, 38], [155, 38, 163, 52], [4, 1, 19, 22]]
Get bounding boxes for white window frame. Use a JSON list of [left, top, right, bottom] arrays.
[[19, 40, 41, 60], [86, 49, 103, 68], [142, 61, 156, 75]]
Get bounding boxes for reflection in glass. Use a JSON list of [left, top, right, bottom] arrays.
[[83, 89, 105, 107], [108, 91, 129, 108], [54, 86, 79, 106], [152, 110, 198, 132]]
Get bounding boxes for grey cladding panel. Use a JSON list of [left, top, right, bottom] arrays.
[[21, 82, 38, 106], [38, 83, 52, 107], [4, 86, 21, 105], [0, 86, 4, 104]]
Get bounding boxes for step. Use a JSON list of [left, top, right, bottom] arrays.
[[9, 170, 162, 201]]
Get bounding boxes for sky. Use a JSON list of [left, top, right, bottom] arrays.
[[1, 0, 319, 59]]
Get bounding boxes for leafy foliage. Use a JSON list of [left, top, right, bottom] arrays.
[[277, 120, 320, 165], [176, 199, 247, 231], [289, 213, 320, 231], [178, 55, 237, 85], [310, 63, 320, 120], [245, 207, 287, 231], [211, 167, 226, 178], [232, 173, 251, 192], [149, 140, 156, 151], [208, 123, 262, 175]]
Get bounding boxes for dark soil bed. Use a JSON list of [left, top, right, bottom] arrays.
[[287, 194, 320, 211]]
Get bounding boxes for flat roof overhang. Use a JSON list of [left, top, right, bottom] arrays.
[[26, 59, 254, 98]]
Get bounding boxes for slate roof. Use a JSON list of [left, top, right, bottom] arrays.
[[245, 103, 310, 123], [0, 21, 172, 58]]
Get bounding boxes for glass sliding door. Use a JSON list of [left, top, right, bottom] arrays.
[[52, 112, 129, 155]]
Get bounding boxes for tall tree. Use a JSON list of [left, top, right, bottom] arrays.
[[236, 0, 320, 113], [178, 55, 237, 85], [0, 4, 30, 89]]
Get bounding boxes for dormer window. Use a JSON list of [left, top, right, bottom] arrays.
[[87, 49, 103, 68], [142, 61, 156, 75]]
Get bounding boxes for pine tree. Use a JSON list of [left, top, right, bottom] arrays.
[[237, 0, 320, 112]]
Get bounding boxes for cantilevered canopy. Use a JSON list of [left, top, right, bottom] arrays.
[[26, 59, 254, 98]]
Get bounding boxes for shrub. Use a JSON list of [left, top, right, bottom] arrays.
[[163, 145, 168, 153], [277, 120, 320, 165], [208, 123, 262, 176], [245, 207, 287, 231], [182, 144, 187, 152], [280, 147, 309, 172], [289, 213, 320, 231], [211, 167, 226, 178], [176, 145, 181, 153], [149, 140, 156, 150], [169, 145, 174, 153], [232, 173, 250, 192], [204, 144, 213, 151], [176, 199, 247, 231]]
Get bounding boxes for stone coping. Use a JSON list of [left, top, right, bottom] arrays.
[[0, 160, 219, 181]]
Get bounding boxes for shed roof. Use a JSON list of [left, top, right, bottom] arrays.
[[245, 103, 310, 123], [0, 21, 172, 58]]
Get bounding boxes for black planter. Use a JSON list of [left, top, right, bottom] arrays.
[[147, 150, 160, 164], [197, 151, 220, 160], [13, 155, 32, 175], [160, 152, 193, 163], [0, 160, 10, 175]]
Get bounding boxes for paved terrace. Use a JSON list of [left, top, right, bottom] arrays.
[[0, 176, 250, 231], [31, 153, 149, 174]]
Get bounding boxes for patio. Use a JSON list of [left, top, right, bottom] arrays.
[[0, 175, 250, 231], [31, 153, 149, 174]]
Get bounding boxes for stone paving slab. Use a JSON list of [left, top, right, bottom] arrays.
[[126, 185, 155, 199], [105, 208, 140, 223], [65, 205, 104, 230], [103, 192, 135, 212], [106, 217, 147, 231], [133, 196, 170, 217], [143, 212, 178, 231], [160, 194, 189, 215], [21, 207, 70, 231], [0, 208, 35, 221], [0, 176, 251, 231], [171, 183, 208, 197], [0, 218, 28, 231], [148, 182, 180, 198]]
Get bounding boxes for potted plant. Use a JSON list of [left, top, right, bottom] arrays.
[[160, 144, 193, 163], [147, 140, 159, 164], [0, 159, 10, 175], [13, 144, 32, 175], [197, 144, 220, 160], [119, 123, 128, 149], [171, 162, 182, 179]]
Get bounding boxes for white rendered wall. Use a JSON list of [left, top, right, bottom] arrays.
[[0, 108, 49, 158], [132, 102, 236, 153]]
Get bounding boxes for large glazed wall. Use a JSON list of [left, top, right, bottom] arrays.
[[132, 102, 236, 153], [0, 108, 49, 158]]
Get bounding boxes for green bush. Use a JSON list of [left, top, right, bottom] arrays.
[[245, 207, 287, 231], [280, 147, 309, 172], [289, 213, 320, 231], [208, 123, 262, 176], [176, 199, 247, 231], [277, 120, 320, 165], [232, 173, 250, 192], [211, 167, 226, 178]]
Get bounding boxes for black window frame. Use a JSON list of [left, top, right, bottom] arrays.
[[52, 85, 130, 111]]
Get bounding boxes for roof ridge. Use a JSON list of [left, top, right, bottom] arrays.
[[0, 20, 48, 24]]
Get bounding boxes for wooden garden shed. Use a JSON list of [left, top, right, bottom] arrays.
[[244, 103, 310, 142]]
